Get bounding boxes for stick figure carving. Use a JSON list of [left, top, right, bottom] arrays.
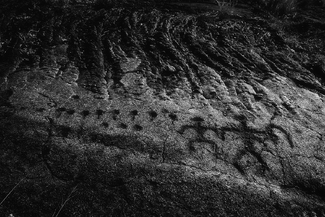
[[178, 114, 294, 175]]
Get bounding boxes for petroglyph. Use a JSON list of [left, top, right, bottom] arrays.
[[66, 109, 75, 115], [81, 110, 90, 118], [102, 122, 109, 128], [130, 110, 139, 121], [20, 98, 295, 166], [119, 123, 128, 129], [71, 95, 80, 100], [169, 113, 178, 123], [96, 109, 105, 119], [55, 107, 66, 118], [133, 124, 143, 131], [112, 109, 120, 120], [148, 110, 158, 121], [178, 114, 294, 175]]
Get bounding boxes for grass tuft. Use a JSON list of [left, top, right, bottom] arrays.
[[52, 184, 79, 217], [0, 178, 24, 207]]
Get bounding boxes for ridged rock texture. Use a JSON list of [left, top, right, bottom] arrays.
[[1, 0, 325, 216]]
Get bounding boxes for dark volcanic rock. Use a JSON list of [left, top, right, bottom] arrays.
[[1, 0, 325, 216]]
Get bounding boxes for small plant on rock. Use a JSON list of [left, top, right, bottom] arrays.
[[215, 0, 238, 16], [0, 178, 24, 208]]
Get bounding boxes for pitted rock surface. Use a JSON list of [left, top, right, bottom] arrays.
[[1, 0, 325, 216]]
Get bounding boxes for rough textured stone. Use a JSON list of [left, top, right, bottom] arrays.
[[1, 0, 325, 216]]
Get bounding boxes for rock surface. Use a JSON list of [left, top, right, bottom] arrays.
[[1, 0, 325, 216]]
